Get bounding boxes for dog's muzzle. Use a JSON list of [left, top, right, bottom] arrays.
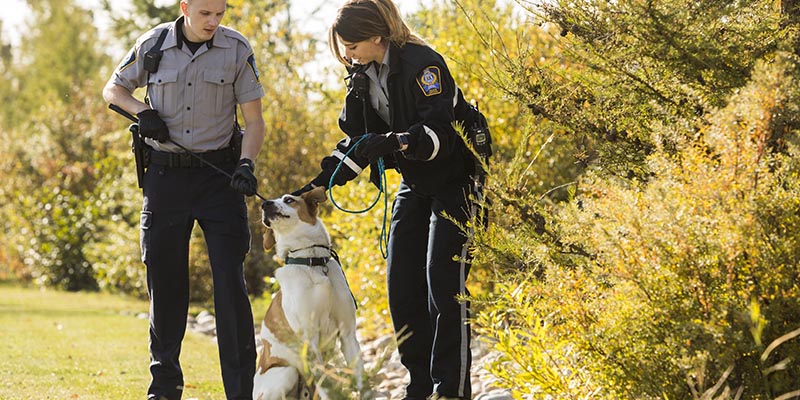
[[261, 200, 288, 227]]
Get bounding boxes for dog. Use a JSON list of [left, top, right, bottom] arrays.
[[253, 186, 364, 400]]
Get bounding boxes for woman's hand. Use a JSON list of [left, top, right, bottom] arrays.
[[354, 132, 400, 161]]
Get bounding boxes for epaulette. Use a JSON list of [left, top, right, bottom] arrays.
[[135, 22, 173, 49], [400, 43, 445, 71], [219, 26, 253, 49]]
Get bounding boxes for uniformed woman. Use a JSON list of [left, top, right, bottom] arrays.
[[296, 0, 488, 398]]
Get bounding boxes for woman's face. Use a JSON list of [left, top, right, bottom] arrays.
[[339, 35, 387, 65]]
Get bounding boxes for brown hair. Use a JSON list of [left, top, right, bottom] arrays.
[[328, 0, 426, 66]]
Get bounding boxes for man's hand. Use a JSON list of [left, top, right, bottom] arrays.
[[231, 158, 258, 196], [136, 109, 170, 143], [354, 133, 400, 161]]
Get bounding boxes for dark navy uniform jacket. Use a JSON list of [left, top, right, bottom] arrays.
[[312, 42, 481, 195]]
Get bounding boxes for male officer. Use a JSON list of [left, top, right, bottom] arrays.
[[102, 0, 265, 399]]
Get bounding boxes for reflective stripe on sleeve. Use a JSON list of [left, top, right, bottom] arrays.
[[333, 149, 363, 175], [423, 125, 440, 161]]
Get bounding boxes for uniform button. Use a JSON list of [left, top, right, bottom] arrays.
[[186, 130, 190, 133], [157, 79, 162, 83], [188, 82, 192, 86], [187, 107, 191, 110], [220, 79, 225, 83]]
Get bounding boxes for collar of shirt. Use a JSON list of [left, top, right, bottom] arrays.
[[377, 46, 391, 84], [175, 16, 213, 51], [155, 17, 233, 53], [365, 47, 392, 124], [365, 47, 391, 93]]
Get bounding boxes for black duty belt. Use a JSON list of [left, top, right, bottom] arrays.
[[149, 147, 237, 168]]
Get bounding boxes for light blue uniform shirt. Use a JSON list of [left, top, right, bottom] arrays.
[[112, 18, 264, 153]]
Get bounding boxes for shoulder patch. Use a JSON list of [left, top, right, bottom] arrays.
[[416, 66, 442, 97], [117, 49, 137, 73], [247, 52, 260, 82]]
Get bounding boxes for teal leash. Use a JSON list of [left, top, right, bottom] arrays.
[[328, 136, 390, 258]]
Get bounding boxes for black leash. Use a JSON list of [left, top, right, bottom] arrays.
[[108, 104, 267, 201]]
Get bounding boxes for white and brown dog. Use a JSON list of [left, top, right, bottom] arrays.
[[254, 187, 364, 400]]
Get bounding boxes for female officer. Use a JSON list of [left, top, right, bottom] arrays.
[[296, 0, 487, 398]]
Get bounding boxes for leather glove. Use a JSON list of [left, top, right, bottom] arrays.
[[291, 183, 318, 196], [354, 133, 399, 161], [230, 158, 258, 196], [136, 109, 170, 143]]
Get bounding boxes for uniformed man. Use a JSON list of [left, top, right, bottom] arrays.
[[102, 0, 265, 399]]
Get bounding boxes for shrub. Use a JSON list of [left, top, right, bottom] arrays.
[[489, 53, 800, 399], [461, 0, 800, 396]]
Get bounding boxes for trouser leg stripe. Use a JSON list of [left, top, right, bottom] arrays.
[[457, 200, 476, 396]]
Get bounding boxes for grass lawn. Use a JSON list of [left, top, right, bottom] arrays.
[[0, 284, 235, 400]]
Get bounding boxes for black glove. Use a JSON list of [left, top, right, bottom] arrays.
[[291, 183, 319, 196], [231, 158, 258, 196], [354, 133, 399, 161], [136, 109, 170, 143]]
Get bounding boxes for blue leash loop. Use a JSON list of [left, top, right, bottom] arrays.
[[328, 135, 390, 258]]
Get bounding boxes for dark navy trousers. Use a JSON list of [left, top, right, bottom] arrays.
[[140, 161, 255, 400], [387, 180, 474, 399]]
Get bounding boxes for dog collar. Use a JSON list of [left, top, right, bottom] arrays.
[[284, 256, 330, 267], [289, 244, 331, 254]]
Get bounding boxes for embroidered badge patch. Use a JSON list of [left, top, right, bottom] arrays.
[[247, 53, 260, 82], [117, 49, 137, 73], [416, 66, 442, 97]]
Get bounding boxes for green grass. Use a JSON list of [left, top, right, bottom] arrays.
[[0, 284, 232, 400]]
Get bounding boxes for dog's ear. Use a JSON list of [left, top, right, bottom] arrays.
[[263, 227, 276, 251], [304, 186, 328, 204], [301, 186, 328, 217]]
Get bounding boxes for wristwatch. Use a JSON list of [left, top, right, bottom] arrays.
[[396, 132, 410, 152]]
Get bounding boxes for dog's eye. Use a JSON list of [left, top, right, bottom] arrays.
[[283, 197, 295, 204]]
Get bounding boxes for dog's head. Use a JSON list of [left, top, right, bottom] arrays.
[[261, 186, 329, 256]]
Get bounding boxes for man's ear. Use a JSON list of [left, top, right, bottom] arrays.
[[263, 227, 276, 251]]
